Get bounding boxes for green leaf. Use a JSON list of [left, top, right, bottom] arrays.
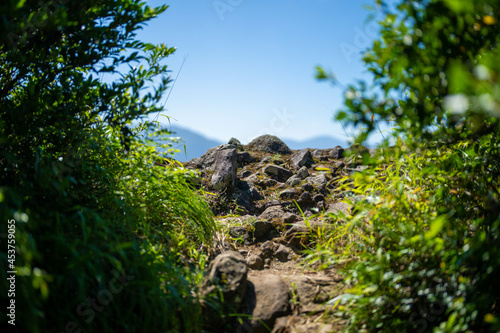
[[425, 215, 447, 240]]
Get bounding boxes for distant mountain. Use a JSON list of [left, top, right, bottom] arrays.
[[166, 126, 223, 162], [283, 135, 347, 150], [160, 126, 349, 162]]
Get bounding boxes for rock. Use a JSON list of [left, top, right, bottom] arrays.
[[232, 190, 253, 215], [284, 224, 309, 249], [313, 194, 325, 203], [259, 205, 285, 222], [252, 220, 273, 239], [249, 186, 263, 201], [186, 144, 234, 170], [263, 178, 278, 188], [275, 244, 293, 262], [301, 182, 314, 192], [237, 151, 255, 166], [283, 212, 299, 224], [311, 149, 323, 158], [279, 188, 296, 200], [247, 275, 291, 333], [285, 174, 301, 187], [272, 316, 290, 333], [228, 137, 242, 146], [263, 164, 293, 182], [283, 275, 340, 314], [304, 174, 328, 191], [260, 240, 277, 257], [291, 149, 314, 170], [210, 149, 237, 191], [229, 226, 251, 244], [239, 169, 253, 179], [297, 191, 312, 205], [246, 135, 292, 154], [255, 200, 281, 213], [327, 201, 351, 214], [297, 166, 309, 179], [329, 146, 344, 159], [205, 251, 248, 306], [246, 253, 264, 270]]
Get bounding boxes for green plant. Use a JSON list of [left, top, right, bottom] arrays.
[[0, 1, 216, 332], [315, 0, 500, 332]]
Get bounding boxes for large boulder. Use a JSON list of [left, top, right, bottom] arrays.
[[246, 135, 292, 154], [210, 148, 237, 191]]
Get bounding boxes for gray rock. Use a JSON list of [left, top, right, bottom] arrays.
[[229, 226, 251, 244], [304, 174, 328, 191], [228, 137, 242, 146], [284, 224, 309, 249], [210, 149, 237, 191], [205, 251, 248, 306], [246, 135, 292, 154], [279, 188, 296, 200], [301, 182, 314, 192], [327, 201, 351, 214], [298, 191, 312, 204], [237, 151, 255, 166], [283, 212, 299, 224], [244, 173, 259, 185], [259, 205, 285, 222], [232, 190, 252, 215], [313, 194, 325, 203], [275, 244, 293, 262], [186, 144, 234, 170], [252, 220, 273, 239], [239, 169, 252, 179], [291, 149, 314, 170], [329, 146, 344, 159], [311, 149, 323, 158], [248, 275, 291, 333], [255, 200, 281, 213], [246, 253, 264, 270], [297, 166, 309, 179], [260, 240, 277, 257], [285, 174, 301, 187], [263, 164, 293, 182], [249, 186, 263, 201]]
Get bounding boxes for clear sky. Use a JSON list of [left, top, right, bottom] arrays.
[[138, 0, 382, 145]]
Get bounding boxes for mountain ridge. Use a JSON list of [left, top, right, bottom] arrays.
[[165, 125, 349, 162]]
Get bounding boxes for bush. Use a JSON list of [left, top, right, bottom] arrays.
[[0, 1, 216, 332], [315, 1, 500, 331]]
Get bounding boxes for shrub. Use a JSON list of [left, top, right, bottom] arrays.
[[315, 0, 500, 331], [0, 1, 216, 332]]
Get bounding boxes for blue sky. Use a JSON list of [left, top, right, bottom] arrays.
[[139, 0, 382, 145]]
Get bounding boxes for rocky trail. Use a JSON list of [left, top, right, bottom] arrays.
[[184, 135, 373, 333]]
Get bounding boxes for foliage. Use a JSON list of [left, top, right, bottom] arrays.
[[316, 0, 500, 332], [0, 1, 216, 332]]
